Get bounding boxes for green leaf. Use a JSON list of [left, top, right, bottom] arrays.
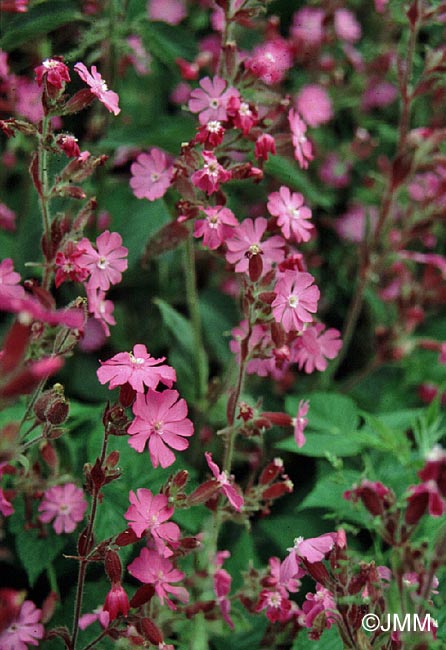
[[1, 2, 83, 51], [286, 392, 359, 435], [292, 626, 343, 650], [264, 155, 334, 208], [277, 431, 364, 457], [297, 469, 366, 525], [142, 21, 197, 70], [154, 299, 194, 354]]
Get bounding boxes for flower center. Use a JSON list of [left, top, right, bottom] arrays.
[[129, 352, 145, 365], [43, 59, 59, 69], [151, 172, 160, 182], [97, 256, 108, 270], [266, 591, 282, 608], [153, 421, 164, 434], [288, 295, 299, 308], [207, 120, 221, 133], [209, 98, 219, 109], [249, 243, 262, 256], [291, 208, 300, 219], [239, 102, 251, 116]]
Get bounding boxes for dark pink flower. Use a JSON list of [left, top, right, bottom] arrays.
[[292, 324, 342, 373], [334, 9, 362, 43], [193, 205, 238, 250], [226, 96, 258, 135], [124, 488, 180, 556], [256, 588, 293, 623], [130, 148, 173, 201], [148, 0, 186, 25], [295, 85, 333, 127], [97, 344, 176, 393], [74, 62, 120, 115], [272, 271, 320, 333], [205, 452, 244, 511], [56, 134, 81, 158], [419, 446, 446, 496], [244, 39, 292, 85], [103, 584, 129, 622], [230, 320, 274, 377], [188, 76, 239, 125], [128, 548, 189, 610], [195, 120, 225, 148], [406, 481, 445, 524], [267, 186, 313, 243], [54, 241, 89, 288], [301, 584, 336, 632], [127, 389, 194, 468], [255, 134, 276, 161], [191, 151, 232, 195], [225, 217, 285, 275], [35, 58, 70, 90], [288, 109, 313, 169], [0, 600, 44, 650], [0, 258, 25, 299], [0, 203, 16, 232], [0, 294, 84, 329], [38, 483, 88, 534], [293, 400, 309, 448], [78, 230, 128, 291]]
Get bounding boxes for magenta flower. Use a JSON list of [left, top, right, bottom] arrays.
[[54, 241, 89, 288], [280, 533, 337, 583], [103, 584, 129, 622], [74, 62, 120, 115], [38, 483, 88, 534], [0, 600, 44, 650], [124, 488, 180, 556], [244, 39, 292, 85], [290, 7, 325, 49], [254, 134, 276, 161], [193, 205, 238, 250], [225, 217, 285, 275], [293, 400, 309, 448], [334, 9, 362, 43], [127, 389, 194, 468], [97, 344, 176, 393], [130, 148, 173, 201], [87, 288, 116, 337], [78, 230, 128, 292], [267, 186, 313, 243], [214, 568, 234, 628], [148, 0, 186, 25], [128, 547, 189, 610], [255, 587, 293, 623], [0, 258, 25, 299], [205, 452, 244, 512], [272, 271, 320, 332], [35, 58, 70, 90], [301, 585, 337, 631], [288, 109, 313, 170], [295, 84, 333, 127], [0, 294, 84, 329], [191, 150, 232, 195], [188, 76, 239, 125], [292, 324, 342, 373]]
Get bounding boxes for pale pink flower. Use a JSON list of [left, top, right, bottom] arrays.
[[188, 76, 239, 125], [130, 148, 173, 201], [293, 400, 309, 448], [335, 203, 378, 243], [288, 109, 313, 169], [319, 153, 351, 189], [230, 320, 274, 377], [214, 568, 234, 628], [86, 288, 116, 337], [191, 150, 232, 195], [11, 77, 43, 123], [290, 7, 325, 50], [205, 452, 244, 512], [193, 205, 238, 249], [74, 62, 120, 115], [374, 0, 389, 12], [79, 606, 109, 630], [0, 202, 16, 231], [361, 78, 398, 111], [244, 39, 292, 85], [272, 271, 320, 332], [124, 488, 180, 556], [0, 294, 83, 329], [126, 35, 152, 75], [38, 483, 88, 534], [295, 85, 333, 127], [280, 533, 337, 583], [292, 324, 342, 373], [0, 600, 44, 650], [128, 548, 189, 610], [0, 258, 25, 299], [78, 231, 128, 291], [225, 217, 285, 275], [127, 389, 194, 468], [97, 344, 176, 393], [334, 9, 362, 43], [267, 186, 313, 243], [147, 0, 186, 25]]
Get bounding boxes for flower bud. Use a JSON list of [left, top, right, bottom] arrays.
[[187, 480, 220, 506], [34, 384, 69, 425], [138, 618, 163, 645], [129, 584, 155, 608], [115, 528, 139, 547], [259, 458, 284, 485], [105, 549, 122, 583]]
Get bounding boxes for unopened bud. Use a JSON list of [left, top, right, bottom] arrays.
[[105, 549, 122, 583], [115, 528, 139, 547], [34, 384, 69, 425], [188, 480, 220, 506], [129, 584, 155, 608], [259, 458, 284, 485], [139, 618, 163, 644]]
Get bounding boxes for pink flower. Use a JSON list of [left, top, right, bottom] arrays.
[[97, 344, 176, 393], [226, 96, 258, 135], [293, 400, 309, 448], [103, 584, 129, 622], [205, 452, 244, 511], [74, 62, 120, 115], [335, 203, 378, 243], [193, 205, 238, 250], [195, 120, 225, 148], [334, 9, 362, 43], [361, 78, 398, 111], [35, 58, 70, 90], [87, 288, 116, 337], [230, 320, 274, 377], [301, 585, 337, 632], [126, 35, 152, 75], [225, 217, 285, 275], [0, 600, 44, 650], [256, 588, 293, 623], [0, 294, 84, 329], [56, 134, 80, 158], [295, 85, 333, 127], [147, 0, 186, 25], [255, 134, 276, 161], [54, 241, 89, 288], [292, 324, 342, 373], [188, 76, 239, 125], [78, 231, 128, 291], [191, 150, 232, 195], [79, 605, 109, 630], [267, 186, 313, 243], [38, 483, 88, 534], [0, 258, 25, 299], [12, 77, 43, 123], [280, 534, 337, 583], [319, 153, 351, 189], [127, 389, 194, 468], [290, 8, 325, 50], [0, 203, 16, 231], [288, 109, 313, 169], [244, 39, 292, 85], [272, 271, 320, 333], [0, 462, 14, 516], [130, 148, 173, 201], [214, 568, 234, 628], [124, 488, 180, 556], [128, 548, 189, 610]]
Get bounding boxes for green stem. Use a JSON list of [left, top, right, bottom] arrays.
[[184, 234, 208, 405], [21, 433, 45, 452]]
